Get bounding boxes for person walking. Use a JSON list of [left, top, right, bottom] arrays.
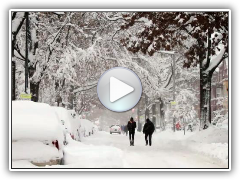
[[124, 125, 128, 136], [127, 117, 136, 146], [143, 118, 155, 146]]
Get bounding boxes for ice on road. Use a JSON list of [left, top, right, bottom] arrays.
[[59, 131, 227, 168]]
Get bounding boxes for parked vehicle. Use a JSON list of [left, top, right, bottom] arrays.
[[52, 107, 74, 145], [12, 101, 64, 166], [93, 124, 98, 133], [110, 125, 121, 134], [80, 119, 96, 137], [66, 110, 97, 140]]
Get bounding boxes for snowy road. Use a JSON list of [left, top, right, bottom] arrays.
[[59, 132, 227, 168], [12, 130, 228, 168]]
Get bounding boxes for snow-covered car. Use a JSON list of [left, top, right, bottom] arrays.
[[52, 107, 74, 145], [110, 125, 121, 134], [66, 111, 96, 139], [80, 119, 95, 137], [12, 101, 64, 166], [93, 124, 98, 133]]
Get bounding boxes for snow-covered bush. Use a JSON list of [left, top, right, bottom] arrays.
[[212, 97, 228, 129], [173, 89, 198, 129]]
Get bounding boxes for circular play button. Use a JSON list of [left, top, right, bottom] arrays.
[[97, 67, 142, 112]]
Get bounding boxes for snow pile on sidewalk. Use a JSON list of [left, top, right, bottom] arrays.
[[155, 125, 228, 163], [187, 126, 228, 163], [12, 160, 37, 168], [63, 134, 124, 168]]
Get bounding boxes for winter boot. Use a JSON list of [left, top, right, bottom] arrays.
[[146, 140, 148, 146], [130, 140, 134, 146]]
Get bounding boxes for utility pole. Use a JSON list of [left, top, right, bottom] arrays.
[[12, 61, 16, 100], [12, 21, 16, 100], [25, 12, 29, 93]]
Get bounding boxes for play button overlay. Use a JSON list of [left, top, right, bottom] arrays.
[[97, 67, 142, 112], [110, 77, 134, 103]]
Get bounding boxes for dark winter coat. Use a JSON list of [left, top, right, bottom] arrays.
[[143, 120, 155, 134], [124, 125, 128, 132], [127, 121, 136, 133]]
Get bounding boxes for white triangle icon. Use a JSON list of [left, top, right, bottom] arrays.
[[110, 77, 134, 103]]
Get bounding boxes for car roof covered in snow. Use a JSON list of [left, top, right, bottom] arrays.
[[12, 101, 63, 141]]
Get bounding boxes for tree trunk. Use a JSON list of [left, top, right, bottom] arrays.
[[145, 94, 149, 119], [30, 81, 40, 102], [29, 66, 40, 102], [199, 37, 213, 129], [200, 72, 212, 128], [152, 104, 156, 127], [159, 98, 165, 129], [137, 105, 141, 132]]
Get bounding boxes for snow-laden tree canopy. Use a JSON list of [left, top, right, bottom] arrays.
[[12, 12, 204, 119]]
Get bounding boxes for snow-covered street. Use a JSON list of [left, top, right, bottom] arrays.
[[65, 131, 227, 168], [13, 128, 228, 169]]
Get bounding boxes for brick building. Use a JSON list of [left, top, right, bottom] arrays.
[[211, 59, 228, 121]]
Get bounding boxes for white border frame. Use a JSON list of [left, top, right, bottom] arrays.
[[9, 9, 231, 171]]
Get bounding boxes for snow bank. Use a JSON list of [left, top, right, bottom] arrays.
[[63, 134, 124, 168], [12, 140, 63, 163], [187, 126, 228, 162], [12, 101, 63, 142], [217, 118, 228, 129], [188, 142, 228, 163], [154, 125, 228, 163], [187, 126, 228, 144]]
